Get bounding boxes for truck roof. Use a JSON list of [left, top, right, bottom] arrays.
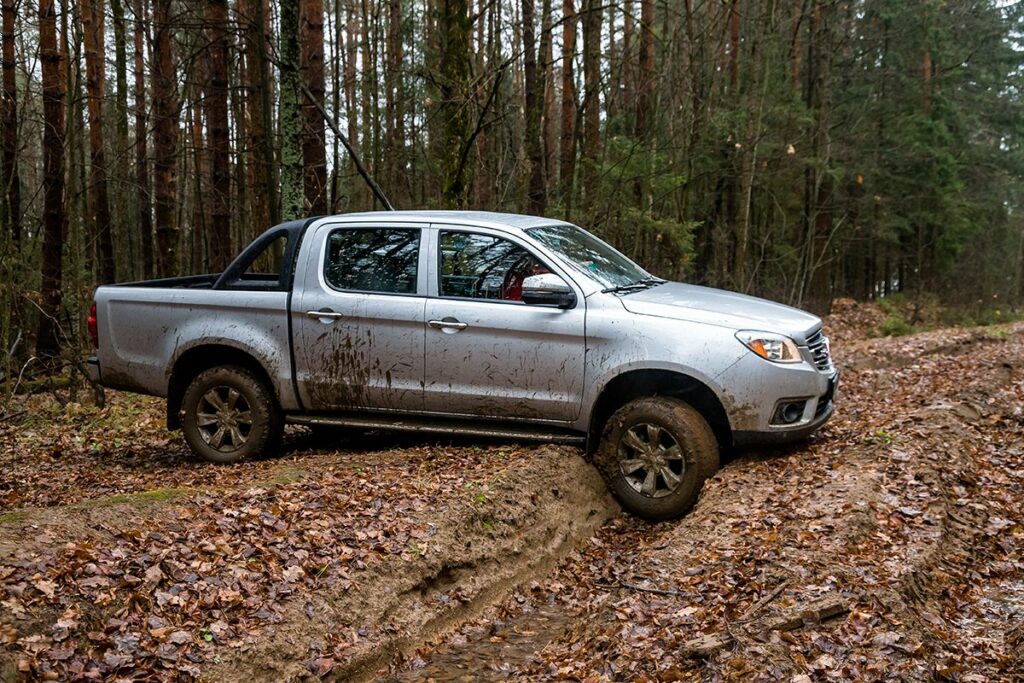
[[325, 210, 573, 232]]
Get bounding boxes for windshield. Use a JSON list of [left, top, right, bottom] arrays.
[[526, 224, 652, 290]]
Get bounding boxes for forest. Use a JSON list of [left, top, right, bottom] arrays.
[[0, 0, 1022, 381]]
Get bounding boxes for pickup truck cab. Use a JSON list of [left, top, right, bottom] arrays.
[[89, 211, 837, 519]]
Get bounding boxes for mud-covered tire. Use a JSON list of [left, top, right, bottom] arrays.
[[180, 365, 282, 464], [595, 397, 719, 521]]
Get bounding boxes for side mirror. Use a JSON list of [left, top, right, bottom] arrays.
[[521, 273, 576, 309]]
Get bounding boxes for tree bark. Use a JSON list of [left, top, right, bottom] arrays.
[[581, 0, 601, 208], [279, 0, 303, 220], [1, 0, 19, 247], [36, 0, 66, 359], [300, 0, 328, 214], [241, 0, 278, 230], [559, 0, 576, 216], [83, 0, 116, 283], [133, 0, 153, 279], [541, 0, 556, 208], [384, 0, 403, 203], [635, 0, 654, 141], [437, 0, 473, 207], [522, 0, 545, 214], [152, 0, 179, 277], [205, 0, 231, 270], [110, 0, 130, 270], [803, 0, 833, 314]]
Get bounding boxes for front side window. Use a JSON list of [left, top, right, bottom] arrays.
[[439, 231, 549, 301], [324, 228, 420, 294]]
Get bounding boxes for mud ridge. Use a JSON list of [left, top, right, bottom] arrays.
[[202, 447, 619, 682]]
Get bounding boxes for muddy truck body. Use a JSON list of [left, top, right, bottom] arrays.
[[88, 211, 838, 519]]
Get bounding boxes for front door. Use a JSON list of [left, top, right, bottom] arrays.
[[422, 227, 586, 422], [293, 224, 426, 411]]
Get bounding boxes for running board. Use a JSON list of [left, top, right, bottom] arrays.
[[287, 414, 586, 445]]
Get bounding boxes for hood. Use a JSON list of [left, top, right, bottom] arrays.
[[618, 282, 822, 343]]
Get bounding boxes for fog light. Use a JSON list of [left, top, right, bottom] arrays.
[[772, 400, 807, 425]]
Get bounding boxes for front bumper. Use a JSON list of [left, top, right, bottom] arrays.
[[717, 352, 838, 445], [733, 395, 835, 446]]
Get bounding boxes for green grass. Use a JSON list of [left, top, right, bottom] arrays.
[[879, 315, 914, 337], [0, 509, 31, 524], [73, 487, 190, 509], [873, 293, 1023, 338]]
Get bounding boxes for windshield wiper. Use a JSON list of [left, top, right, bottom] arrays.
[[601, 277, 665, 294]]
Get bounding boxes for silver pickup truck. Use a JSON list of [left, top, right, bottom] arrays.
[[88, 211, 837, 519]]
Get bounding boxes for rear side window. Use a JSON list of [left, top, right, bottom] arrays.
[[324, 228, 420, 294]]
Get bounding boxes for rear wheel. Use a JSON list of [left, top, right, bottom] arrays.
[[595, 397, 719, 521], [181, 365, 282, 464]]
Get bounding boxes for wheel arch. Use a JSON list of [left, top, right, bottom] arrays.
[[167, 344, 279, 430], [587, 368, 732, 454]]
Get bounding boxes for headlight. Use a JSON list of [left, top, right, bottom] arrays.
[[735, 330, 802, 364]]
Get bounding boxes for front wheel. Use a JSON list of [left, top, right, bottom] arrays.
[[180, 365, 282, 464], [595, 397, 719, 521]]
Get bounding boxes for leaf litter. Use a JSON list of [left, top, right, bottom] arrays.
[[2, 318, 1023, 681]]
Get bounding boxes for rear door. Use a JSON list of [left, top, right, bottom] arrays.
[[293, 222, 427, 411], [422, 225, 586, 422]]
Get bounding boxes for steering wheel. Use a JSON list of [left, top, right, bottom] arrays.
[[502, 259, 550, 301]]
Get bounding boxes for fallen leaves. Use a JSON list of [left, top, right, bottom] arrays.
[[395, 322, 1024, 681], [0, 415, 556, 679]]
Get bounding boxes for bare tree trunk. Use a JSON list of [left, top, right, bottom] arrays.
[[328, 0, 341, 210], [559, 0, 576, 216], [241, 0, 278, 230], [581, 0, 601, 209], [133, 0, 153, 279], [152, 0, 179, 277], [82, 0, 116, 283], [384, 0, 404, 204], [344, 0, 360, 206], [618, 0, 632, 124], [728, 0, 740, 89], [36, 0, 66, 359], [110, 0, 131, 270], [635, 0, 654, 140], [437, 0, 472, 207], [300, 0, 328, 214], [540, 0, 556, 207], [522, 0, 545, 214], [803, 0, 833, 314], [205, 0, 231, 270], [1, 0, 19, 248], [279, 0, 303, 220]]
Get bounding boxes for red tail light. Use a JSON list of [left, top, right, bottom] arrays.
[[88, 302, 98, 348]]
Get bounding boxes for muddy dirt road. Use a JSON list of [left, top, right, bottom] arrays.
[[2, 322, 1023, 681], [388, 324, 1024, 681]]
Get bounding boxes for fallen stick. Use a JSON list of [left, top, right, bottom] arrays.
[[681, 593, 850, 659], [0, 409, 26, 424], [618, 581, 683, 597], [738, 580, 790, 621]]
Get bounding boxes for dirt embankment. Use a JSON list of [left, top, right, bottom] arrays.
[[0, 440, 617, 681], [391, 324, 1024, 681]]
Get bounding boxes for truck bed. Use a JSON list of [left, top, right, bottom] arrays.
[[115, 274, 219, 289]]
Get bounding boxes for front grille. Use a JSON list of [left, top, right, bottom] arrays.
[[806, 329, 833, 373], [815, 375, 837, 417]]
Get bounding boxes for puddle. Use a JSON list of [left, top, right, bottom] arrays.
[[389, 604, 577, 681]]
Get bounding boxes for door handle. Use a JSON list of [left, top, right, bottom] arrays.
[[306, 309, 344, 320], [428, 319, 468, 331]]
